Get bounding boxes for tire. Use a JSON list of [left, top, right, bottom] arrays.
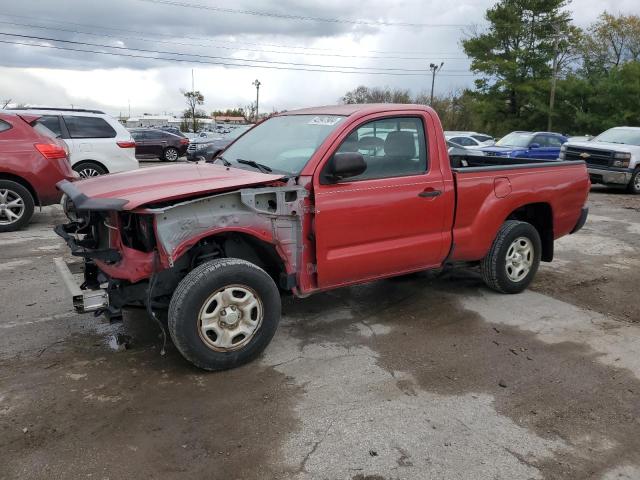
[[0, 180, 35, 232], [73, 161, 107, 178], [481, 220, 541, 294], [627, 168, 640, 194], [163, 147, 179, 162], [168, 258, 281, 371]]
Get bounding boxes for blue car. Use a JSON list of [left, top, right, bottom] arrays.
[[481, 131, 568, 159]]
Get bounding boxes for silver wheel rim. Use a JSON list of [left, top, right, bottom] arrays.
[[634, 173, 640, 190], [0, 189, 25, 225], [78, 167, 100, 178], [505, 236, 534, 282], [165, 149, 178, 161], [198, 284, 263, 352]]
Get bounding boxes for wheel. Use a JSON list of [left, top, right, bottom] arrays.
[[73, 161, 107, 178], [168, 258, 281, 371], [627, 168, 640, 194], [481, 220, 541, 294], [163, 147, 179, 162], [0, 180, 35, 232]]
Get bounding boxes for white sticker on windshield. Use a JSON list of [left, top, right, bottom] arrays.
[[307, 116, 343, 126]]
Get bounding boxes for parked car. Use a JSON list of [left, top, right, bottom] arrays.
[[129, 128, 189, 161], [0, 111, 75, 231], [187, 125, 253, 161], [446, 139, 486, 166], [8, 107, 137, 178], [481, 131, 568, 159], [567, 135, 593, 143], [54, 104, 589, 371], [560, 126, 640, 194], [445, 131, 495, 147]]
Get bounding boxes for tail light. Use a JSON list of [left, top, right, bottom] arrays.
[[35, 143, 68, 159], [117, 141, 136, 148], [179, 138, 189, 145]]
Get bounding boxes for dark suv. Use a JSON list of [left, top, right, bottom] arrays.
[[130, 128, 189, 162]]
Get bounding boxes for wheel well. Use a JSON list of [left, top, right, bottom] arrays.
[[506, 203, 553, 262], [73, 160, 109, 173], [0, 173, 39, 205], [188, 232, 289, 289]]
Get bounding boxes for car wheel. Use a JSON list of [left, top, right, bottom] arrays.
[[0, 180, 35, 232], [627, 168, 640, 194], [163, 147, 179, 162], [168, 258, 281, 371], [73, 161, 107, 178], [481, 220, 541, 294]]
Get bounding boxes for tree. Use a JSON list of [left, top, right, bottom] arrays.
[[462, 0, 572, 134], [341, 85, 412, 104], [182, 90, 205, 132]]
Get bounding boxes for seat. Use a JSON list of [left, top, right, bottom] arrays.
[[382, 131, 419, 175]]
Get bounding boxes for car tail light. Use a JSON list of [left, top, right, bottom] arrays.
[[117, 140, 136, 148], [35, 143, 68, 159], [180, 138, 189, 145]]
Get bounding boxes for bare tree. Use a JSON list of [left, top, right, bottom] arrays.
[[182, 90, 205, 132]]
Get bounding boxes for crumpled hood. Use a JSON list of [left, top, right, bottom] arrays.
[[59, 163, 283, 210]]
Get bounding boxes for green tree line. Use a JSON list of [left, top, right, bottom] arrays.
[[341, 3, 640, 136]]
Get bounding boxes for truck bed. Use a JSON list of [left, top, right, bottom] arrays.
[[449, 154, 585, 171]]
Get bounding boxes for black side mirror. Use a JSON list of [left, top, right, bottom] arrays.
[[529, 143, 541, 149], [324, 152, 367, 183]]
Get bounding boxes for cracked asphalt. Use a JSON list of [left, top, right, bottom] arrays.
[[1, 181, 639, 480]]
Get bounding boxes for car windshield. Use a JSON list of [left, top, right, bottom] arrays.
[[594, 128, 640, 146], [221, 114, 346, 174], [495, 132, 533, 147], [225, 126, 252, 140]]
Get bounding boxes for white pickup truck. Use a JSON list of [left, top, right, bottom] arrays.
[[560, 127, 640, 194]]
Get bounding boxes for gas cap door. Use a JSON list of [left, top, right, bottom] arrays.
[[494, 177, 512, 198]]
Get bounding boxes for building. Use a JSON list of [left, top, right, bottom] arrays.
[[213, 115, 246, 125], [124, 114, 215, 131]]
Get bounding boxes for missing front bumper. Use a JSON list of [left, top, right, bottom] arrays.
[[54, 257, 109, 313]]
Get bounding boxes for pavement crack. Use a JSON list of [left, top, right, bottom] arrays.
[[297, 417, 336, 474]]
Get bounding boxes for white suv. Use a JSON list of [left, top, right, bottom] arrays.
[[9, 108, 138, 177]]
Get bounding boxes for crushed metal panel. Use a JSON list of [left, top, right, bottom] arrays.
[[153, 186, 307, 270]]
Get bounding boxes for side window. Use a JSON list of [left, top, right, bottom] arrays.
[[532, 135, 550, 147], [453, 136, 475, 147], [145, 130, 164, 140], [0, 119, 11, 133], [131, 131, 145, 141], [334, 117, 427, 181], [37, 115, 63, 137], [63, 116, 117, 139], [547, 135, 563, 147]]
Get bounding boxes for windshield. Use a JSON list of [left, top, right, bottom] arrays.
[[594, 128, 640, 146], [221, 114, 346, 174], [495, 132, 533, 148]]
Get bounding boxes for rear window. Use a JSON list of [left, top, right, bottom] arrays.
[[0, 119, 11, 133], [63, 116, 116, 139], [32, 122, 59, 140], [36, 115, 63, 138]]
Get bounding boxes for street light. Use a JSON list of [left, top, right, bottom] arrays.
[[429, 62, 444, 105], [252, 79, 261, 122]]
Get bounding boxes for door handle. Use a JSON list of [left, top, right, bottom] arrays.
[[418, 189, 442, 198]]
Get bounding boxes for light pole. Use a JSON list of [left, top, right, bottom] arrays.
[[252, 79, 261, 122], [429, 62, 444, 105]]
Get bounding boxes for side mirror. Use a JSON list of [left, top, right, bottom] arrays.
[[529, 143, 541, 149], [325, 152, 367, 182]]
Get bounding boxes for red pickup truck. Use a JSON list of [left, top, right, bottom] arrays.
[[54, 104, 589, 371]]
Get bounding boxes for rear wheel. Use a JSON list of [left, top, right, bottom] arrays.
[[481, 220, 541, 294], [168, 258, 281, 371], [0, 180, 34, 232], [73, 161, 107, 178], [627, 168, 640, 194], [163, 147, 179, 162]]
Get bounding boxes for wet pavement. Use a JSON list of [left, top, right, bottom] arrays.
[[1, 185, 639, 479]]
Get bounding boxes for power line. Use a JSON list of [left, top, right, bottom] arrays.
[[0, 32, 474, 73], [0, 19, 469, 62], [0, 13, 467, 57], [0, 39, 478, 76], [135, 0, 469, 28]]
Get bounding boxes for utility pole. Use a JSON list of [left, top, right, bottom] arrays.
[[252, 79, 261, 122], [192, 69, 195, 92], [429, 62, 444, 105], [548, 34, 560, 131]]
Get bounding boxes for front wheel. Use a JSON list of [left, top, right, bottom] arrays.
[[0, 180, 35, 232], [163, 147, 179, 162], [168, 258, 281, 371], [481, 220, 541, 294], [627, 168, 640, 194]]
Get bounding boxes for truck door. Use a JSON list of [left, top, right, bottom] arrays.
[[313, 115, 448, 289]]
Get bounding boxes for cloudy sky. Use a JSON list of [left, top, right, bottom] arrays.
[[0, 0, 638, 117]]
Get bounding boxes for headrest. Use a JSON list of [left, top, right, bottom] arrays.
[[384, 131, 416, 159]]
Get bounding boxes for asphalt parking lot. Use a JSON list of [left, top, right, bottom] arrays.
[[1, 167, 639, 479]]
